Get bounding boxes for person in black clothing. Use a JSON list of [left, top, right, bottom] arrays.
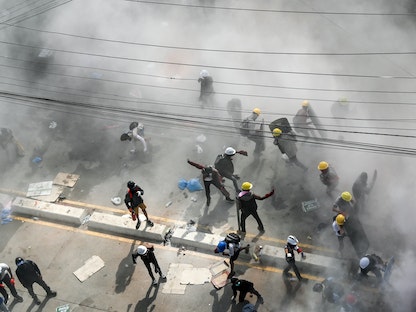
[[214, 147, 248, 193], [132, 243, 166, 286], [187, 159, 234, 206], [198, 70, 215, 107], [230, 278, 263, 304], [14, 257, 56, 305], [352, 170, 377, 212], [237, 182, 274, 233], [284, 235, 307, 282], [359, 254, 386, 284], [0, 263, 23, 303], [124, 181, 154, 229]]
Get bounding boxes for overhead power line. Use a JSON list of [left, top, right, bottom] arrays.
[[125, 0, 416, 16], [4, 23, 416, 56], [3, 53, 416, 95], [1, 40, 416, 80]]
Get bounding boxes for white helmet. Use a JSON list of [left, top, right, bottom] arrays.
[[137, 245, 148, 255], [224, 147, 236, 156], [200, 70, 209, 78], [287, 235, 299, 245], [359, 256, 370, 269]]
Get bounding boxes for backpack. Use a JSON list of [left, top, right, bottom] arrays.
[[240, 118, 250, 136], [225, 233, 241, 245]]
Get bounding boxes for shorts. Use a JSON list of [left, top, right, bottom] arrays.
[[133, 203, 147, 215]]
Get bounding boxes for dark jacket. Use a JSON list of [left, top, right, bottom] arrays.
[[273, 132, 298, 159], [132, 246, 158, 265], [124, 186, 144, 209], [320, 167, 339, 187], [237, 191, 273, 212], [214, 154, 234, 179], [187, 160, 223, 183], [15, 260, 41, 287]]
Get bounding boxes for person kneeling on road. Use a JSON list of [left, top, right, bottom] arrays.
[[230, 277, 264, 304]]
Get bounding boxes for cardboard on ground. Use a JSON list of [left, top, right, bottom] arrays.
[[73, 255, 105, 282]]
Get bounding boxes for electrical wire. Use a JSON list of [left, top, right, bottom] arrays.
[[3, 54, 416, 96], [2, 61, 416, 108], [124, 0, 416, 16], [1, 40, 416, 80], [4, 23, 416, 57]]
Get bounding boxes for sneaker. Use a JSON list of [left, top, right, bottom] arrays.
[[33, 297, 41, 305], [135, 221, 141, 230], [147, 220, 154, 227], [14, 295, 23, 302], [258, 226, 265, 232], [152, 279, 158, 286], [225, 197, 234, 202], [47, 291, 57, 298], [161, 274, 166, 279]]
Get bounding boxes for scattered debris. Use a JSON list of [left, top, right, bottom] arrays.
[[163, 228, 173, 246], [81, 215, 91, 225], [48, 121, 57, 129], [302, 199, 320, 212], [111, 197, 122, 205], [165, 201, 172, 208], [1, 201, 12, 224], [190, 197, 197, 202]]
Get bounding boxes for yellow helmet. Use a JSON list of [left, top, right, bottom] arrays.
[[241, 182, 253, 191], [272, 128, 282, 137], [336, 214, 345, 225], [252, 108, 261, 115], [341, 192, 352, 202], [317, 161, 329, 171], [302, 100, 309, 107]]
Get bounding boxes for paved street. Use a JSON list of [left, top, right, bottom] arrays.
[[1, 1, 416, 311]]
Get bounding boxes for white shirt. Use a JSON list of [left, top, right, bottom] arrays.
[[332, 221, 344, 237]]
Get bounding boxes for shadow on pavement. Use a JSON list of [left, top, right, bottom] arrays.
[[115, 240, 137, 293], [134, 282, 159, 312]]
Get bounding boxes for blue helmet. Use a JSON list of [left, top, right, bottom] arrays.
[[216, 241, 227, 252]]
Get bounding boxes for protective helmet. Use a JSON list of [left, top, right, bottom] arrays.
[[272, 128, 282, 137], [302, 100, 309, 107], [341, 191, 352, 202], [252, 108, 261, 115], [216, 241, 227, 253], [287, 235, 299, 245], [241, 182, 253, 191], [313, 283, 323, 293], [129, 122, 139, 130], [359, 256, 370, 269], [15, 257, 24, 265], [224, 147, 236, 156], [200, 70, 209, 78], [137, 245, 148, 256], [336, 214, 346, 225], [127, 181, 135, 189], [317, 161, 329, 170]]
